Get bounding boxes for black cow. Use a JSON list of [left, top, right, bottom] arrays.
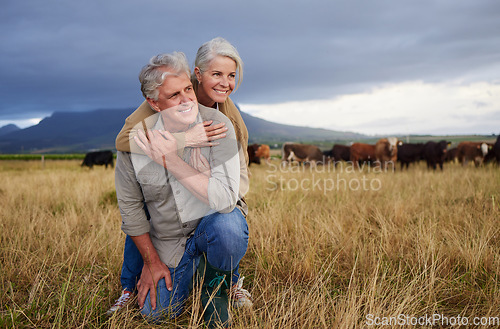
[[397, 143, 424, 170], [82, 150, 114, 169], [485, 135, 500, 165], [322, 149, 333, 160], [494, 136, 500, 164], [422, 141, 449, 171]]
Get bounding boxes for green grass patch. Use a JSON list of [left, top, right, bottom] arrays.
[[0, 153, 118, 161]]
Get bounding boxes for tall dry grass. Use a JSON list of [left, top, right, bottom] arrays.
[[1, 159, 499, 328]]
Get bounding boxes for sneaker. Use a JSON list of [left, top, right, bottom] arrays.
[[230, 276, 253, 308], [106, 290, 133, 316]]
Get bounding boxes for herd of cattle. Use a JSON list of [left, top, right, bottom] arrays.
[[248, 135, 500, 171], [81, 136, 500, 171]]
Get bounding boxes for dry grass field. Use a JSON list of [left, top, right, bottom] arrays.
[[1, 159, 499, 328]]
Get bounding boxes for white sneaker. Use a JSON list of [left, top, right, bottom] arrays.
[[106, 290, 133, 316], [230, 276, 253, 308]]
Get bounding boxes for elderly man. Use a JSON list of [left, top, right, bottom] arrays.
[[114, 52, 248, 327]]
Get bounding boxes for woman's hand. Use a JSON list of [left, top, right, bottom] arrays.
[[189, 147, 211, 177], [185, 120, 227, 147], [134, 129, 178, 168]]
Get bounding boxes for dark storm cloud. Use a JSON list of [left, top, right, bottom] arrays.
[[1, 0, 499, 127]]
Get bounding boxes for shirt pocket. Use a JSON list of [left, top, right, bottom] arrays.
[[137, 172, 166, 202]]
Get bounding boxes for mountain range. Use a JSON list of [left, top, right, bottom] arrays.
[[0, 108, 367, 154], [0, 124, 21, 137]]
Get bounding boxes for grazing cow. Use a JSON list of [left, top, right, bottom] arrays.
[[422, 140, 449, 171], [457, 141, 490, 167], [350, 143, 376, 168], [374, 137, 399, 171], [483, 146, 497, 164], [397, 143, 424, 170], [444, 147, 458, 163], [247, 144, 261, 166], [322, 149, 333, 159], [281, 142, 328, 167], [483, 147, 495, 164], [326, 144, 351, 167], [489, 136, 500, 165], [81, 150, 114, 169], [255, 143, 271, 164]]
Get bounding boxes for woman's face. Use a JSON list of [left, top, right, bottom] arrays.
[[195, 55, 237, 107]]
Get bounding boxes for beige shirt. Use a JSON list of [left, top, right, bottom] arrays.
[[115, 105, 240, 267]]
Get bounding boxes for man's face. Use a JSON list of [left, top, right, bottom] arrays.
[[148, 70, 199, 132]]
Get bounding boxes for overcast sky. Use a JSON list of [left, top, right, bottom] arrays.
[[1, 0, 499, 135]]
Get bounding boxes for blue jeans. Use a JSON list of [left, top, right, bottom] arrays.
[[122, 208, 249, 321], [120, 234, 143, 292], [120, 209, 245, 292]]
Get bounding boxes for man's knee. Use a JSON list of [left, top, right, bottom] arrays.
[[208, 210, 249, 256], [140, 280, 186, 322], [212, 209, 248, 233]]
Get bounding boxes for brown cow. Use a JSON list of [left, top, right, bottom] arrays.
[[255, 144, 271, 164], [247, 144, 261, 166], [375, 137, 399, 171], [324, 144, 351, 167], [281, 142, 328, 167], [457, 141, 490, 167], [444, 147, 458, 163], [350, 143, 376, 168]]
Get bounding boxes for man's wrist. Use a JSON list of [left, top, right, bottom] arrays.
[[164, 153, 183, 168], [140, 246, 162, 265], [143, 257, 162, 266]]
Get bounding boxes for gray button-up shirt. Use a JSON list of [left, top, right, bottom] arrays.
[[115, 104, 240, 268]]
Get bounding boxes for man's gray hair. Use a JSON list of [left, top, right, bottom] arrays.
[[194, 37, 244, 91], [139, 52, 191, 100]]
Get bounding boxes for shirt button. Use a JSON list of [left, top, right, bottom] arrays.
[[176, 190, 180, 195], [178, 209, 183, 213], [182, 224, 187, 228], [181, 243, 185, 247]]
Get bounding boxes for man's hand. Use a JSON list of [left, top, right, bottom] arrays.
[[185, 120, 227, 147], [134, 129, 179, 168], [136, 261, 172, 310]]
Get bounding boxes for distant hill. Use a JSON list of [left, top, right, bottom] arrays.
[[0, 107, 367, 154], [0, 124, 21, 137], [0, 109, 132, 153], [240, 111, 366, 144]]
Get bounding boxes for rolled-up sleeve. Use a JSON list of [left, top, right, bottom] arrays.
[[115, 151, 150, 236]]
